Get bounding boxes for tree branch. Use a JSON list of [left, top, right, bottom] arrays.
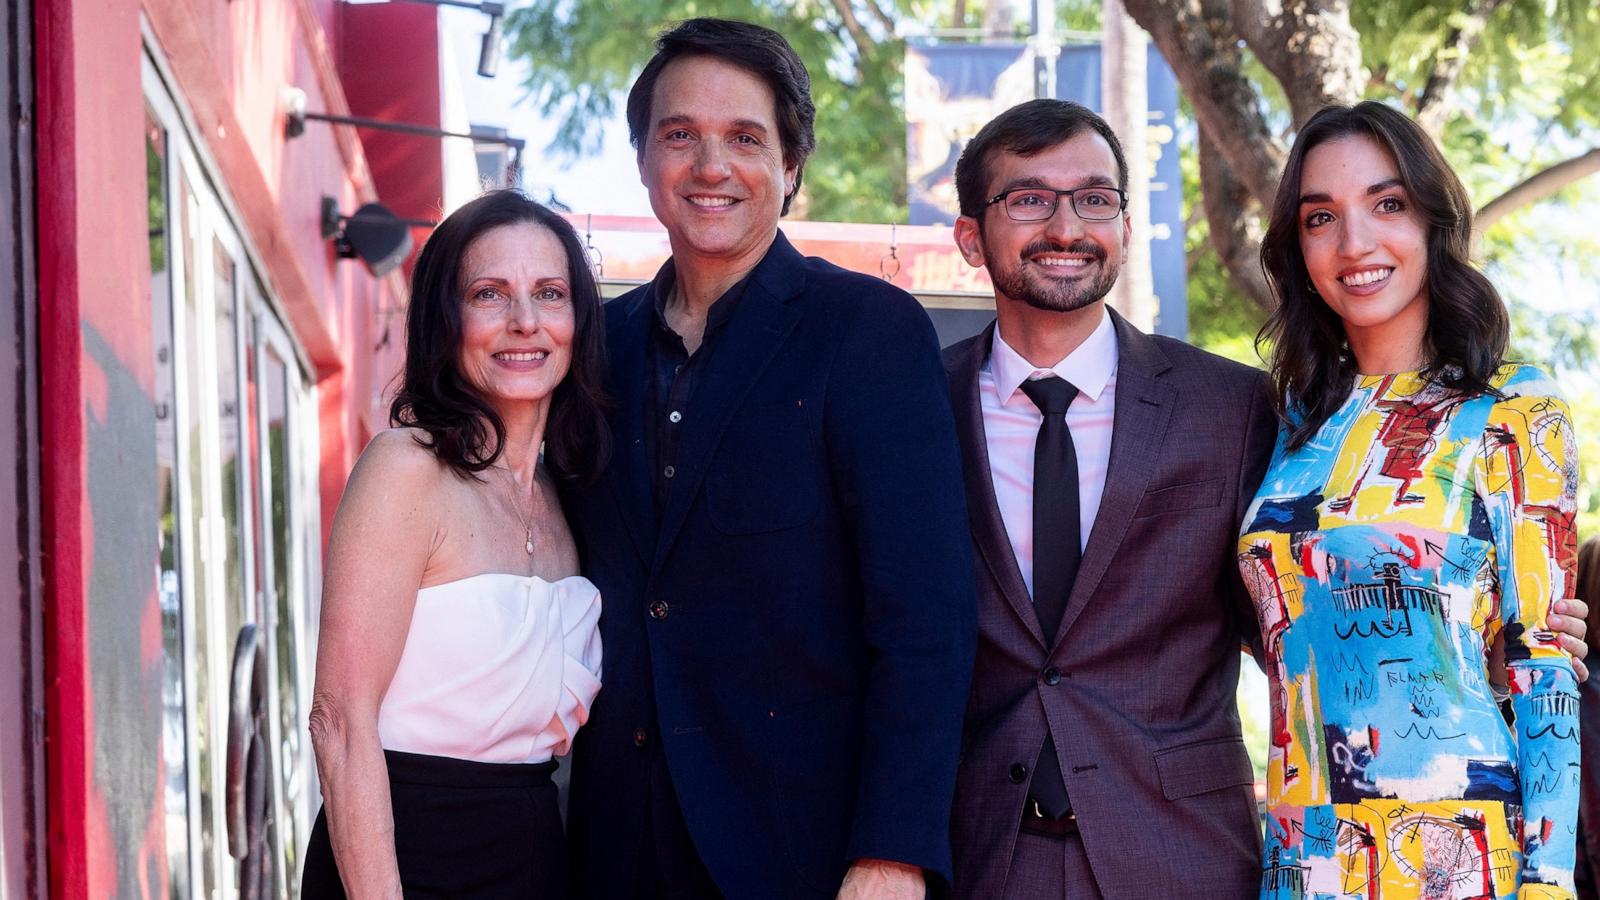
[[1475, 147, 1600, 235], [1413, 0, 1510, 138], [1199, 132, 1274, 310], [1231, 0, 1363, 126], [862, 0, 898, 35], [829, 0, 875, 62], [1120, 0, 1286, 208]]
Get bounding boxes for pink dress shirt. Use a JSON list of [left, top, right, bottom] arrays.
[[978, 309, 1119, 600]]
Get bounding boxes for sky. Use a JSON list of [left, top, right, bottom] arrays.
[[440, 4, 650, 215]]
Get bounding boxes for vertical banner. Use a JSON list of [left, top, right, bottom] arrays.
[[905, 43, 1187, 338]]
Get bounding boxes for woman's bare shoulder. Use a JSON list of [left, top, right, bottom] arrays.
[[345, 427, 457, 501]]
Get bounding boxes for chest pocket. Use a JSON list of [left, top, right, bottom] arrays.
[[1133, 476, 1225, 519], [705, 400, 821, 534]]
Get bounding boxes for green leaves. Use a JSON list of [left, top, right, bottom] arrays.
[[504, 0, 909, 221]]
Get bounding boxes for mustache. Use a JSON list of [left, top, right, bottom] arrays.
[[1019, 239, 1107, 261]]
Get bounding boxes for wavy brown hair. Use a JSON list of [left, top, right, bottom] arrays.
[[1579, 537, 1600, 658], [390, 190, 609, 483], [1258, 101, 1509, 450]]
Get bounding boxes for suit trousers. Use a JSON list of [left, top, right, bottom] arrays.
[[1001, 830, 1105, 900], [631, 743, 723, 900]]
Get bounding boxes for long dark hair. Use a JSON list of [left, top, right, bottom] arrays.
[[1579, 537, 1600, 659], [1258, 101, 1508, 450], [390, 190, 610, 483]]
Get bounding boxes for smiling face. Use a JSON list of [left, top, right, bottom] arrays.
[[638, 55, 796, 274], [456, 221, 576, 411], [1297, 135, 1431, 368], [953, 130, 1131, 316]]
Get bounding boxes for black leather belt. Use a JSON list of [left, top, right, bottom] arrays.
[[1020, 797, 1078, 838]]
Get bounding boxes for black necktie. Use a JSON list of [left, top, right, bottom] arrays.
[[1018, 375, 1080, 820]]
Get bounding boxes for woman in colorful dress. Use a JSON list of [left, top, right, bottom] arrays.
[[1242, 101, 1581, 899]]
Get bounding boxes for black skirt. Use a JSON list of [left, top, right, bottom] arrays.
[[301, 749, 565, 898]]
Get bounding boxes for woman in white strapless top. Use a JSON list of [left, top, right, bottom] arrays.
[[302, 191, 612, 899]]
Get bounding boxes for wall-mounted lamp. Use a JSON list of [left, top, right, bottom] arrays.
[[392, 0, 506, 78], [321, 196, 436, 278], [284, 88, 525, 186]]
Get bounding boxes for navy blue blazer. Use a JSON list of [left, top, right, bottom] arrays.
[[561, 232, 977, 898]]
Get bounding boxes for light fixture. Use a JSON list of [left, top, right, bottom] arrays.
[[321, 196, 435, 278], [284, 88, 526, 187], [392, 0, 506, 78]]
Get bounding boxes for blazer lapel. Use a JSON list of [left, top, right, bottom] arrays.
[[948, 323, 1045, 648], [602, 292, 656, 567], [1052, 310, 1176, 647], [650, 233, 805, 574]]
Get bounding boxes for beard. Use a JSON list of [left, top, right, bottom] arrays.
[[987, 236, 1121, 313]]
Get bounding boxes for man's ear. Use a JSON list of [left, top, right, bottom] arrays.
[[953, 215, 987, 269], [1121, 211, 1133, 260]]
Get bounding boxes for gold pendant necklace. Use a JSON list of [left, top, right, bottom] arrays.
[[495, 463, 537, 556]]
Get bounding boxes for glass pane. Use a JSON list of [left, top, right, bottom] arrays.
[[179, 174, 218, 900], [263, 345, 299, 896], [147, 105, 191, 900], [213, 240, 247, 645]]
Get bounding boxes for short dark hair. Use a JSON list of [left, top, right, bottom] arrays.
[[390, 189, 610, 484], [1257, 101, 1509, 451], [954, 99, 1129, 220], [625, 17, 817, 216]]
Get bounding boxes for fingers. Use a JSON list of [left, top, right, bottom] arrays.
[[1552, 598, 1589, 641]]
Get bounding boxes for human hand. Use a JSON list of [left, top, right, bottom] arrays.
[[1548, 597, 1590, 682], [836, 859, 925, 900]]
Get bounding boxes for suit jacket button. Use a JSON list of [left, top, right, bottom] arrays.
[[1008, 763, 1028, 783], [648, 600, 670, 620], [632, 727, 648, 748], [1043, 666, 1062, 686]]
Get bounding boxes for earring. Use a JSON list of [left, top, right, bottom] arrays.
[[1306, 279, 1319, 296]]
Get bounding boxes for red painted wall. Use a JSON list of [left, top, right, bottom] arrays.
[[35, 0, 419, 894], [36, 0, 151, 892], [338, 2, 446, 224]]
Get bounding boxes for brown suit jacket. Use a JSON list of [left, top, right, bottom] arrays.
[[944, 312, 1276, 899]]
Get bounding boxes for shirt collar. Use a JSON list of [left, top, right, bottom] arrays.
[[648, 256, 754, 338], [988, 307, 1118, 407]]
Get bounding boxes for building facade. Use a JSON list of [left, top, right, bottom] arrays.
[[16, 0, 473, 896]]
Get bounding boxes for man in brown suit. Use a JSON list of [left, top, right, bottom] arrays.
[[940, 99, 1592, 899]]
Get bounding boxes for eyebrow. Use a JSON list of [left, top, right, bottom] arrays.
[[1298, 177, 1404, 205], [655, 114, 771, 135], [464, 275, 569, 287], [997, 174, 1116, 194]]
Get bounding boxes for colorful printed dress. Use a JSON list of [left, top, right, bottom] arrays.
[[1238, 364, 1581, 899]]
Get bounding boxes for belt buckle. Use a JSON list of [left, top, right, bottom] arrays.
[[1027, 797, 1073, 822]]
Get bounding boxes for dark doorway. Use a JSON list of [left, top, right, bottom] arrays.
[[0, 0, 43, 895]]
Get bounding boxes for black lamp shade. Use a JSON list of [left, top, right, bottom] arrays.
[[343, 203, 415, 278]]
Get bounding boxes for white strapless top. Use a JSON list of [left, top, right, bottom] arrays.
[[377, 573, 602, 764]]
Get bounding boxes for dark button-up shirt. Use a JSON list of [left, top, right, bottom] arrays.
[[646, 259, 750, 517]]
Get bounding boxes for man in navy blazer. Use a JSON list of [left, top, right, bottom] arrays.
[[559, 19, 975, 900]]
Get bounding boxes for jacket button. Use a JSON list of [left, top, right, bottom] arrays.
[[632, 727, 648, 748], [648, 600, 670, 620], [1043, 666, 1062, 686], [1009, 763, 1028, 783]]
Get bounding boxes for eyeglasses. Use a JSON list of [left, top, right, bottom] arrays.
[[984, 186, 1128, 222]]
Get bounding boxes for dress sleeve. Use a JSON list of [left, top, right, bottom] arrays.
[[1474, 374, 1581, 898], [549, 581, 603, 757]]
